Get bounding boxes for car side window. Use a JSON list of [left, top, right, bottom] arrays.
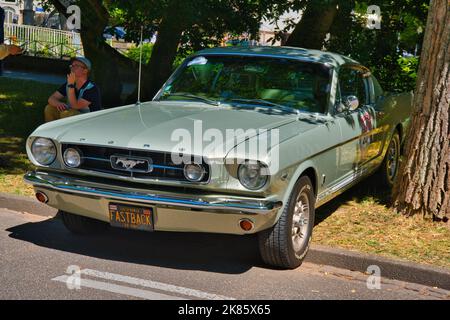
[[371, 75, 384, 102], [338, 67, 368, 107]]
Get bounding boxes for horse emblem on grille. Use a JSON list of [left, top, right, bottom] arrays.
[[116, 158, 145, 169], [110, 155, 152, 173]]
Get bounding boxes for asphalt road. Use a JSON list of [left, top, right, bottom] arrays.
[[0, 208, 448, 300]]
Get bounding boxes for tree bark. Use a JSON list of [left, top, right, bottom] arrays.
[[285, 1, 338, 49], [393, 0, 450, 220], [136, 1, 187, 102], [0, 7, 4, 76]]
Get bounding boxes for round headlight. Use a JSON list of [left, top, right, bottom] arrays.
[[238, 161, 268, 190], [63, 148, 82, 168], [184, 163, 205, 182], [31, 138, 57, 165]]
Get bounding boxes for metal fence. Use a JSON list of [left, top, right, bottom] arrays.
[[4, 23, 84, 59]]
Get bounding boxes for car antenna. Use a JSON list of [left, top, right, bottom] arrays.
[[136, 25, 144, 106]]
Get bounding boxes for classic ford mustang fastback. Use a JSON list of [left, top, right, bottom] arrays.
[[25, 46, 412, 268]]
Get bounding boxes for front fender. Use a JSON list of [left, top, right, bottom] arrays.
[[274, 160, 318, 222]]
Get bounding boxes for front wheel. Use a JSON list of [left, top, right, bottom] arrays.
[[258, 176, 315, 269], [60, 210, 108, 234]]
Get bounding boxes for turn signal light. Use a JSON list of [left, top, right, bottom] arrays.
[[35, 192, 48, 204], [239, 219, 254, 231]]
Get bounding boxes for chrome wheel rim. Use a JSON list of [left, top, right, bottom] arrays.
[[386, 138, 399, 183], [292, 189, 310, 253]]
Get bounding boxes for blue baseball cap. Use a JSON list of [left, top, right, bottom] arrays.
[[72, 56, 92, 71]]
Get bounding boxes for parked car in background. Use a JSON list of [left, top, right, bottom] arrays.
[[24, 46, 412, 268]]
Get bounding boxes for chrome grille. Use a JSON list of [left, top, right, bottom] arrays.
[[61, 144, 210, 182]]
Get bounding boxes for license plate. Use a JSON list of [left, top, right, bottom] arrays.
[[108, 203, 153, 231]]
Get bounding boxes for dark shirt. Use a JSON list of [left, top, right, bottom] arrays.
[[57, 80, 102, 112]]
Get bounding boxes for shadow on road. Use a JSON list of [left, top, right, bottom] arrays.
[[6, 217, 263, 274]]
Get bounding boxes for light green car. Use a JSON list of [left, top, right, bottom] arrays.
[[24, 46, 412, 269]]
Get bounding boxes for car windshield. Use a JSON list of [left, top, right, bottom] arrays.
[[158, 55, 332, 114]]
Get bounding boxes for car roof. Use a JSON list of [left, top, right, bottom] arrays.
[[195, 46, 361, 68]]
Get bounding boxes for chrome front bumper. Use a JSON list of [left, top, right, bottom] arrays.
[[24, 171, 283, 234]]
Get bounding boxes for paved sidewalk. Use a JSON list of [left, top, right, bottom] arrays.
[[0, 70, 65, 85], [0, 69, 136, 96]]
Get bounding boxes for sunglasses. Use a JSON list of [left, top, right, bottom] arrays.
[[69, 64, 86, 70]]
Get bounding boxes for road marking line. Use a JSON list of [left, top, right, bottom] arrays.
[[79, 269, 235, 300], [52, 275, 186, 300]]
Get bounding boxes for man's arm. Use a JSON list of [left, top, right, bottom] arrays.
[[66, 72, 91, 110], [0, 44, 22, 60], [67, 87, 91, 110], [48, 91, 68, 111], [0, 44, 10, 60]]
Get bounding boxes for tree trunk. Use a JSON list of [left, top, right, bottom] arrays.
[[285, 1, 338, 49], [326, 0, 355, 49], [393, 0, 450, 220], [136, 2, 187, 102], [0, 7, 4, 76]]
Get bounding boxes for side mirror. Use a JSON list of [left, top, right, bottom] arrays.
[[342, 95, 359, 111]]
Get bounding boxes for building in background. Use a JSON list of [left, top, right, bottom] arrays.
[[0, 0, 65, 28], [0, 0, 19, 24], [222, 10, 302, 47], [259, 10, 301, 46]]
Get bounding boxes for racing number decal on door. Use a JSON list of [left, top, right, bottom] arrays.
[[357, 106, 376, 162]]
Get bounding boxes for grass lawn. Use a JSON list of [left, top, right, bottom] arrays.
[[314, 180, 450, 269], [0, 77, 449, 269], [0, 77, 55, 196]]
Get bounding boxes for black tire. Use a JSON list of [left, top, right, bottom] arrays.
[[60, 210, 107, 234], [258, 176, 315, 269], [378, 131, 401, 188]]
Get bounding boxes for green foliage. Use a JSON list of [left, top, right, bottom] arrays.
[[397, 55, 419, 91], [172, 48, 195, 70], [105, 0, 273, 77], [326, 0, 428, 92], [124, 43, 153, 64], [258, 0, 427, 92], [124, 42, 188, 70], [107, 0, 264, 51]]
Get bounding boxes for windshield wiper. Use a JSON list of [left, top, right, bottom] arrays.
[[224, 98, 300, 115], [160, 92, 220, 106]]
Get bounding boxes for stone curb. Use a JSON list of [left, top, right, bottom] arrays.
[[306, 244, 450, 290], [1, 192, 449, 290]]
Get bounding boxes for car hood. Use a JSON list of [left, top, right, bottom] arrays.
[[32, 101, 305, 158]]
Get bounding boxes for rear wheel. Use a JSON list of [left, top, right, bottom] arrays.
[[60, 210, 107, 234], [378, 131, 401, 187], [258, 176, 315, 269]]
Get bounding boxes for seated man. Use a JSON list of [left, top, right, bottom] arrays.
[[45, 57, 102, 122]]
